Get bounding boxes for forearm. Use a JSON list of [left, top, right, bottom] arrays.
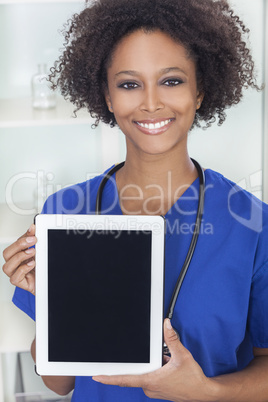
[[31, 338, 75, 396], [211, 356, 268, 402]]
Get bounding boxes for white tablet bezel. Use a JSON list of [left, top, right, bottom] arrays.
[[35, 214, 165, 376]]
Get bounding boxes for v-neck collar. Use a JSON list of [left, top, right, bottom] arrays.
[[102, 169, 205, 220]]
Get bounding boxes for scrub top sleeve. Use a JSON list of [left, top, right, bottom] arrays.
[[12, 287, 35, 321], [248, 259, 268, 348]]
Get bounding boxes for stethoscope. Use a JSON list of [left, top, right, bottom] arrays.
[[95, 158, 205, 350]]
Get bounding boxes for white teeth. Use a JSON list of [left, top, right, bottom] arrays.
[[137, 119, 172, 130]]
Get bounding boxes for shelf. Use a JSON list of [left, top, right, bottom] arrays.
[[0, 97, 93, 128], [0, 203, 36, 244]]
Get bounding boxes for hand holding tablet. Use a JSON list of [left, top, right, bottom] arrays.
[[35, 214, 165, 376]]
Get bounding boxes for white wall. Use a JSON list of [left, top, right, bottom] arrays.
[[188, 0, 265, 200], [0, 2, 126, 210], [264, 0, 268, 203]]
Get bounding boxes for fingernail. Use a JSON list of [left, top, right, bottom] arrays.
[[26, 237, 35, 244], [92, 377, 101, 383], [27, 224, 33, 233], [27, 260, 35, 267], [165, 319, 172, 330], [25, 248, 34, 254]]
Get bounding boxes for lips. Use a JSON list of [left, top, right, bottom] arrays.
[[134, 118, 175, 135]]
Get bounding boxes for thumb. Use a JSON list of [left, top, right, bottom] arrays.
[[18, 223, 36, 240], [164, 319, 184, 357]]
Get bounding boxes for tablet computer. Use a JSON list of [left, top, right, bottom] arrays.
[[35, 214, 165, 376]]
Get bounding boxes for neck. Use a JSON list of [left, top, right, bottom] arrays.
[[116, 146, 198, 215]]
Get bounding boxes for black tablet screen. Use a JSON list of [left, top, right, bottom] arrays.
[[47, 229, 152, 363]]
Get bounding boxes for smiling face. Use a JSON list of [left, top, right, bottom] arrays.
[[105, 29, 203, 157]]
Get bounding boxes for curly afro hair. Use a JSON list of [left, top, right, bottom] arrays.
[[49, 0, 261, 129]]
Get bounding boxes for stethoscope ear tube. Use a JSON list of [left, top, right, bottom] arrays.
[[95, 161, 125, 215], [166, 158, 205, 320]]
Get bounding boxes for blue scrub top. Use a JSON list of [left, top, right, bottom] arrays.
[[13, 168, 268, 402]]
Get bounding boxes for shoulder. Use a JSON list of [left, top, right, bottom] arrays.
[[41, 166, 115, 215], [204, 169, 268, 228], [204, 169, 268, 274]]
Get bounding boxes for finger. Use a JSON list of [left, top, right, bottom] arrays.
[[10, 261, 36, 294], [164, 319, 187, 358], [92, 373, 149, 388], [3, 248, 35, 277], [3, 233, 37, 263], [18, 223, 36, 240]]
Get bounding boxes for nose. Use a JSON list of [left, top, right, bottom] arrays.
[[140, 85, 164, 113]]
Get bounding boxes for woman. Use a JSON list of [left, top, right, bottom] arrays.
[[3, 0, 268, 400]]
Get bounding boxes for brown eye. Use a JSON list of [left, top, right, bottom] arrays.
[[118, 82, 139, 90], [163, 78, 183, 86]]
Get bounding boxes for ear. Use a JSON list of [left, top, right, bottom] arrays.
[[104, 88, 113, 113], [196, 91, 204, 110]]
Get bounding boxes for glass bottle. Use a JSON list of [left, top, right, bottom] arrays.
[[31, 63, 56, 109]]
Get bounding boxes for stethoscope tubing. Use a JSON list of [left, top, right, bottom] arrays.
[[95, 158, 205, 320], [95, 161, 125, 215], [166, 159, 205, 319]]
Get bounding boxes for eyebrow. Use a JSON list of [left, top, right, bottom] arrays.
[[115, 67, 187, 77]]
